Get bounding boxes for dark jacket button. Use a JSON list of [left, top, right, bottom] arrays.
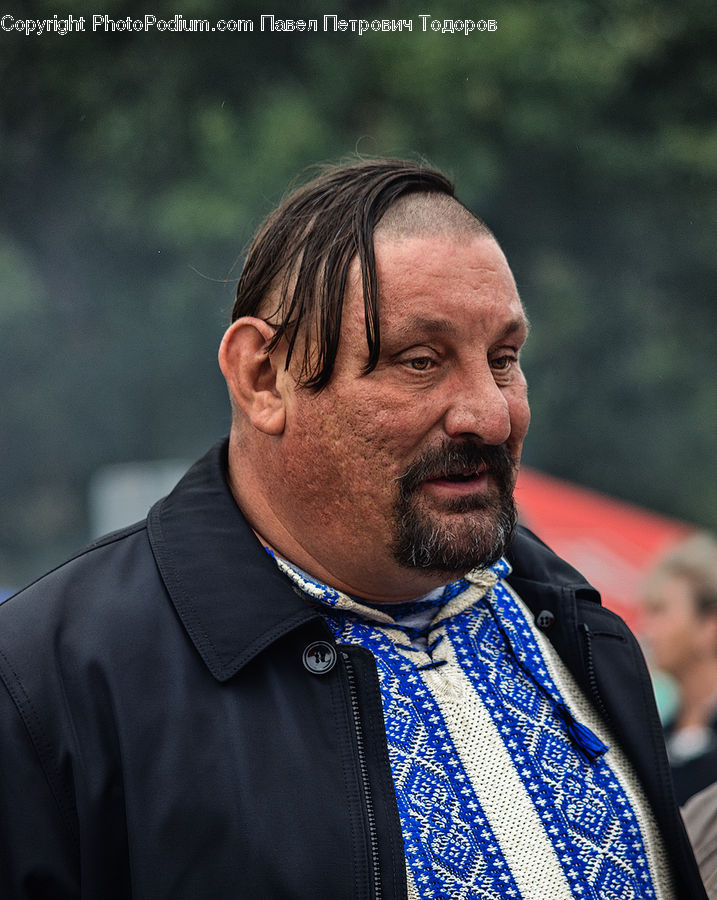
[[302, 641, 337, 674], [536, 609, 556, 630]]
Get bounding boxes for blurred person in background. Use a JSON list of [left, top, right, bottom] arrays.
[[641, 531, 717, 805]]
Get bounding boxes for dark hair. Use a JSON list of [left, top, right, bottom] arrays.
[[231, 158, 457, 390]]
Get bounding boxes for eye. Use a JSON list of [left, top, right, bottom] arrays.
[[406, 356, 435, 371], [490, 353, 518, 372]]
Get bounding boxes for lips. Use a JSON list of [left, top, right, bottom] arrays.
[[422, 472, 488, 498], [434, 463, 485, 480], [423, 461, 487, 485]]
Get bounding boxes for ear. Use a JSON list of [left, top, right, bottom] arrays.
[[218, 317, 286, 435]]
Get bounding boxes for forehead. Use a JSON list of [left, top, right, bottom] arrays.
[[350, 233, 526, 337]]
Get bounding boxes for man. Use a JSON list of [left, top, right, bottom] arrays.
[[641, 531, 717, 805], [0, 160, 706, 898]]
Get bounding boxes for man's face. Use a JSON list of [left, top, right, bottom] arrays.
[[273, 233, 530, 600]]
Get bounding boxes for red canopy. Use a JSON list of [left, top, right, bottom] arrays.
[[514, 467, 694, 630]]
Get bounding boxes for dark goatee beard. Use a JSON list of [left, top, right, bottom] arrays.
[[391, 440, 518, 574]]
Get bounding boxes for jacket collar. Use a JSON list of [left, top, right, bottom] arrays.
[[147, 440, 321, 682], [506, 526, 601, 607]]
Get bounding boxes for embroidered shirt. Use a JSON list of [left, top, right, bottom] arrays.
[[271, 553, 675, 900]]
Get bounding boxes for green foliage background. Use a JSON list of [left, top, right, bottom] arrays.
[[1, 0, 716, 585]]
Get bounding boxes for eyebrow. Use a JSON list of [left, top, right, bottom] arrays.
[[501, 314, 531, 340], [398, 316, 459, 337], [396, 313, 531, 341]]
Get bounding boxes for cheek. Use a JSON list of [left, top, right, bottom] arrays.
[[512, 400, 531, 437], [283, 397, 407, 512], [656, 616, 692, 654], [508, 389, 531, 450], [353, 401, 415, 443]]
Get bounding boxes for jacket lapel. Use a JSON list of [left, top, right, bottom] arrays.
[[147, 440, 320, 682]]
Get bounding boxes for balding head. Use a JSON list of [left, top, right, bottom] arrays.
[[376, 191, 491, 242]]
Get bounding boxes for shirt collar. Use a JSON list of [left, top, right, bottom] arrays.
[[268, 548, 510, 630]]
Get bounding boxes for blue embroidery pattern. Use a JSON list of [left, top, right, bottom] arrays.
[[273, 553, 658, 899], [452, 580, 656, 899]]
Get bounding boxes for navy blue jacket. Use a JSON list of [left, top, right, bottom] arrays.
[[0, 441, 706, 898]]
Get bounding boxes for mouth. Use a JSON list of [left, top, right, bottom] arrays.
[[397, 440, 516, 507], [422, 464, 489, 494]]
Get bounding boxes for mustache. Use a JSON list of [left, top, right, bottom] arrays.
[[397, 441, 517, 496]]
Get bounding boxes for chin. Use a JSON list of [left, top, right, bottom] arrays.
[[392, 508, 516, 574]]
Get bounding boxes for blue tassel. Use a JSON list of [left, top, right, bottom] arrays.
[[481, 599, 611, 763], [557, 703, 609, 761]]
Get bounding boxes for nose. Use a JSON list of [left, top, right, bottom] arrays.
[[442, 369, 513, 446]]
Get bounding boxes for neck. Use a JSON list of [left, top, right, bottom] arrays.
[[254, 527, 466, 604]]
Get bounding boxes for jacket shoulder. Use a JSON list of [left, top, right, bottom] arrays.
[[2, 519, 153, 614]]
